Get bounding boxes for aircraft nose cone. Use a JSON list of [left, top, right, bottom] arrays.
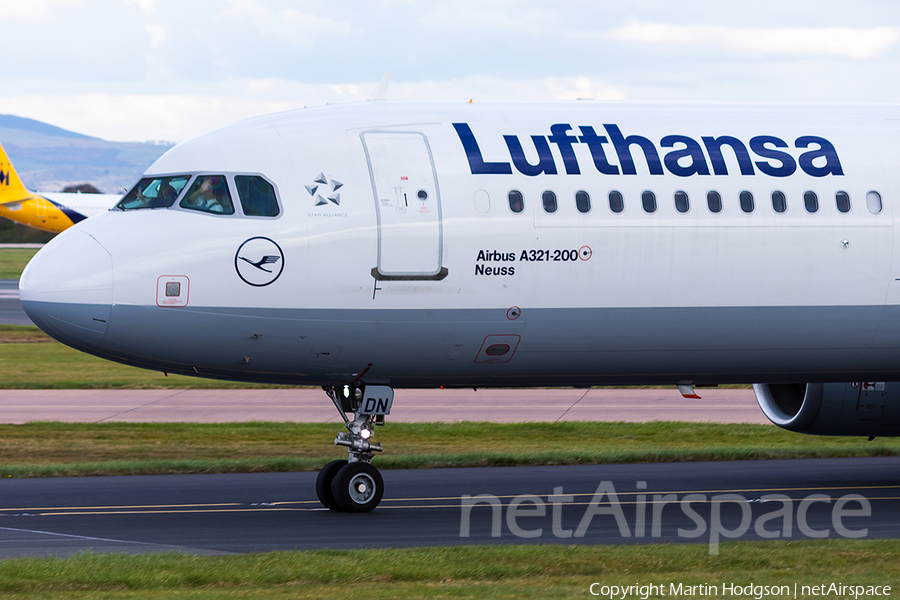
[[19, 231, 113, 351]]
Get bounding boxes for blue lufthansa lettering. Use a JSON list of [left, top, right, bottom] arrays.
[[504, 134, 557, 176], [452, 123, 512, 175], [452, 123, 843, 178], [548, 124, 581, 174], [702, 136, 755, 175], [577, 126, 618, 174], [604, 124, 664, 175], [661, 135, 710, 177], [750, 136, 797, 177], [796, 136, 844, 177]]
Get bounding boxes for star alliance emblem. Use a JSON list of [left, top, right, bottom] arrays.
[[306, 172, 342, 207]]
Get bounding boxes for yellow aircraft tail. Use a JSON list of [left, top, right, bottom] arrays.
[[0, 141, 32, 205], [0, 141, 69, 231]]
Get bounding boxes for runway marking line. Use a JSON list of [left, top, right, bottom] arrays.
[[0, 484, 896, 517], [5, 498, 900, 517], [33, 508, 317, 516], [0, 502, 250, 512], [0, 525, 166, 546], [387, 484, 900, 502]]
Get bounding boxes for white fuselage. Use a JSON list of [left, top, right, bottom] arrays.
[[18, 101, 900, 387], [41, 192, 121, 220]]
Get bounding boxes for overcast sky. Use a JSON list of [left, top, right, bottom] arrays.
[[1, 0, 899, 143]]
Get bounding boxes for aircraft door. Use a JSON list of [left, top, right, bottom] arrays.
[[362, 132, 447, 280]]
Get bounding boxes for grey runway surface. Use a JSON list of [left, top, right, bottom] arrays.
[[0, 388, 767, 424], [0, 279, 30, 326], [0, 457, 896, 557]]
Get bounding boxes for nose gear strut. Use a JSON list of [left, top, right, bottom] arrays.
[[316, 384, 393, 512]]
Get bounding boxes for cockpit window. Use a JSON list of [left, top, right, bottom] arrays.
[[117, 175, 190, 210], [180, 175, 235, 215], [235, 175, 279, 217]]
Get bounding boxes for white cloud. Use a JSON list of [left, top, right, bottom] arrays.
[[610, 22, 900, 60], [217, 1, 355, 47], [0, 0, 79, 19], [2, 3, 900, 143], [127, 0, 156, 13], [218, 0, 270, 21], [0, 74, 629, 142], [0, 89, 331, 142], [420, 2, 561, 36], [145, 23, 166, 47]]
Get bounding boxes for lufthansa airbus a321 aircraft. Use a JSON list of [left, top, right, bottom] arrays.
[[18, 100, 900, 512]]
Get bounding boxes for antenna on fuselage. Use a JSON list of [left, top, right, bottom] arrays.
[[369, 71, 391, 101]]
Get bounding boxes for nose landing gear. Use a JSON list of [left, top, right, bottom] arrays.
[[316, 384, 393, 512]]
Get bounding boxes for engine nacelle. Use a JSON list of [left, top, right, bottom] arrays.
[[753, 382, 900, 437]]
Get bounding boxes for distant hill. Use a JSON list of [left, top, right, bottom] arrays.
[[0, 114, 97, 140], [0, 114, 174, 194]]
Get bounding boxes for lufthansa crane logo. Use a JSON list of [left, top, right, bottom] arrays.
[[235, 237, 284, 287]]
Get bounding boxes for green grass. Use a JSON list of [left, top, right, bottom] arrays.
[[0, 421, 896, 477], [0, 325, 297, 389], [0, 248, 38, 279], [0, 325, 50, 342], [0, 540, 895, 598]]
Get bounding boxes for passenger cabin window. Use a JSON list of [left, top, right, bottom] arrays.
[[771, 191, 787, 213], [674, 191, 689, 214], [707, 191, 722, 213], [641, 190, 657, 213], [117, 175, 190, 210], [867, 191, 882, 214], [236, 175, 279, 217], [608, 190, 624, 213], [835, 191, 851, 213], [508, 190, 524, 213], [542, 190, 558, 213], [739, 191, 754, 213], [575, 190, 591, 213], [804, 191, 818, 213], [180, 175, 234, 215]]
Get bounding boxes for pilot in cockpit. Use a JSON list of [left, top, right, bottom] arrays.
[[154, 182, 177, 207], [184, 176, 228, 213]]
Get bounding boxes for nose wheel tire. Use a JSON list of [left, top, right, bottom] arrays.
[[315, 459, 348, 511], [331, 462, 384, 512]]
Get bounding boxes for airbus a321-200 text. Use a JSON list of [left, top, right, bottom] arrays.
[[18, 100, 900, 512]]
